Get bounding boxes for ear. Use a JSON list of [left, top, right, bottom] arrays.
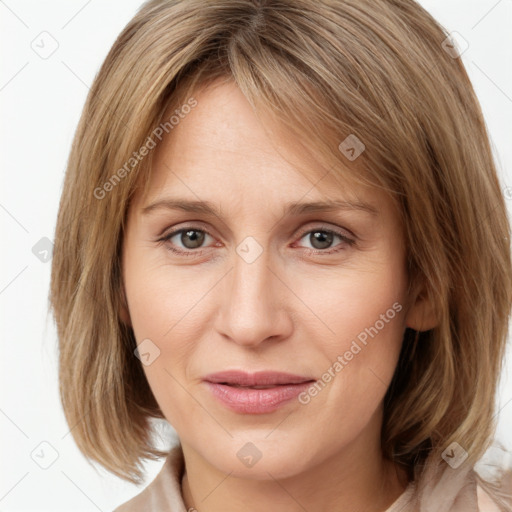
[[405, 281, 438, 332]]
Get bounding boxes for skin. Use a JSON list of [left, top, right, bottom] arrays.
[[121, 79, 436, 512]]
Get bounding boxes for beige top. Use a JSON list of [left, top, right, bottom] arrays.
[[114, 442, 502, 512]]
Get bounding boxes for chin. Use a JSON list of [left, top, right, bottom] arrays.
[[197, 435, 317, 481]]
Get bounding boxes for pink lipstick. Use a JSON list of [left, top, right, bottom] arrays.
[[203, 370, 315, 414]]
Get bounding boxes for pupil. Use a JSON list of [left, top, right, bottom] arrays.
[[311, 231, 333, 249], [182, 230, 204, 249]]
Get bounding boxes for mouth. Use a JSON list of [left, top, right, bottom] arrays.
[[203, 370, 315, 387], [219, 384, 285, 389], [203, 370, 316, 414]]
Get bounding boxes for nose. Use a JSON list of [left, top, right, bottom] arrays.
[[214, 246, 293, 348]]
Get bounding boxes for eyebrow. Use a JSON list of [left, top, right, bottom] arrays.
[[142, 197, 378, 218]]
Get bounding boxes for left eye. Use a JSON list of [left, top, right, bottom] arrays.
[[295, 229, 354, 252]]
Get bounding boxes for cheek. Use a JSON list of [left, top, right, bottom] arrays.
[[297, 255, 407, 406], [124, 258, 213, 340], [123, 264, 211, 427], [123, 261, 216, 386], [298, 255, 407, 347]]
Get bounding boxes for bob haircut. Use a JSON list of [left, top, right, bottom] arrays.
[[50, 0, 512, 496]]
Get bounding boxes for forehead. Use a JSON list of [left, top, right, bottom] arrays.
[[137, 80, 390, 216]]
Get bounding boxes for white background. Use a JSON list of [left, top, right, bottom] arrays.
[[1, 0, 511, 510]]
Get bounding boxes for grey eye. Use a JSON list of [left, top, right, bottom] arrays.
[[179, 229, 206, 249], [308, 231, 334, 250]]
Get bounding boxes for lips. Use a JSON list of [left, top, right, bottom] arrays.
[[203, 370, 316, 414], [203, 370, 314, 387]]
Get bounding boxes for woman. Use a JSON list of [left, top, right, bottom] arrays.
[[50, 0, 512, 510]]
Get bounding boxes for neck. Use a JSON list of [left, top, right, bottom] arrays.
[[180, 436, 408, 512]]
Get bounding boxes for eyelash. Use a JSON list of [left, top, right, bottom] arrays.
[[157, 225, 356, 258]]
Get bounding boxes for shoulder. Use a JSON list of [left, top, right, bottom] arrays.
[[411, 459, 511, 512], [114, 444, 186, 512], [477, 484, 502, 512]]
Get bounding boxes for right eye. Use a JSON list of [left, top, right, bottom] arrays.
[[159, 227, 218, 256]]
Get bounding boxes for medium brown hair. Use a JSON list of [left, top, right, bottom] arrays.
[[50, 0, 512, 497]]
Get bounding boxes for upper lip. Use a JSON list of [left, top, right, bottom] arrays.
[[203, 370, 315, 387]]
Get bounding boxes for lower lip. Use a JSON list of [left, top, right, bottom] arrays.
[[204, 381, 314, 414]]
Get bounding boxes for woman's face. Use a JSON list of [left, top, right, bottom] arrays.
[[122, 79, 425, 480]]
